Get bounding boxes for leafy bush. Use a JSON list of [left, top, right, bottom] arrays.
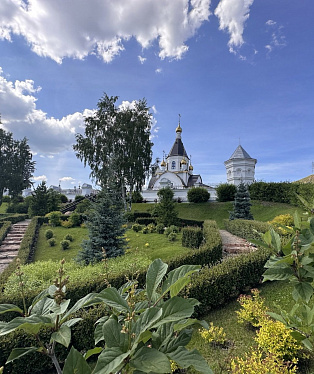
[[60, 239, 70, 250], [45, 229, 54, 240], [182, 226, 203, 249], [216, 183, 237, 202], [199, 322, 228, 346], [48, 238, 56, 247], [64, 234, 73, 242], [69, 212, 81, 227], [59, 194, 68, 203], [142, 226, 149, 234], [46, 211, 62, 226], [2, 195, 10, 203], [131, 190, 143, 203], [164, 225, 179, 236], [135, 217, 157, 226], [168, 232, 177, 241], [132, 223, 142, 232], [147, 223, 156, 233], [236, 288, 269, 327], [61, 219, 73, 228], [0, 221, 11, 245], [187, 187, 210, 203], [156, 223, 165, 234], [224, 219, 270, 241], [268, 214, 294, 236]]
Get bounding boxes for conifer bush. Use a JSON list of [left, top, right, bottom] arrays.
[[45, 229, 54, 240], [230, 183, 253, 220], [64, 234, 73, 242], [60, 239, 70, 250], [48, 238, 56, 247]]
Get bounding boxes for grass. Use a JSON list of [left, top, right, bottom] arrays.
[[34, 224, 88, 262], [0, 202, 8, 214], [132, 201, 303, 228]]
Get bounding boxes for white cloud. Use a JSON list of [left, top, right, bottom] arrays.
[[215, 0, 254, 51], [0, 0, 211, 63], [265, 19, 287, 55], [0, 68, 89, 153], [138, 56, 147, 64], [60, 176, 75, 182], [266, 19, 276, 26], [155, 68, 162, 74], [32, 175, 47, 182]]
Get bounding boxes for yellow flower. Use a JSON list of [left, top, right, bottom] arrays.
[[145, 243, 150, 247]]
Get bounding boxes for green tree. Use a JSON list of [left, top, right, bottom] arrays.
[[76, 186, 126, 265], [73, 93, 153, 210], [187, 187, 210, 203], [216, 183, 237, 202], [229, 183, 253, 220], [154, 187, 178, 227], [0, 128, 35, 205], [28, 182, 60, 216]]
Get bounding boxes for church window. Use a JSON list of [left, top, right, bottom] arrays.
[[171, 161, 176, 169], [237, 168, 241, 175]]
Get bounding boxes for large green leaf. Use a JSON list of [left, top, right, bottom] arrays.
[[168, 347, 213, 374], [174, 318, 208, 332], [263, 266, 295, 282], [30, 297, 54, 316], [85, 347, 103, 360], [102, 316, 126, 349], [63, 346, 92, 374], [146, 259, 168, 303], [62, 293, 100, 322], [292, 282, 313, 303], [50, 299, 71, 315], [270, 228, 282, 253], [29, 287, 50, 312], [132, 307, 162, 341], [6, 347, 38, 364], [0, 304, 23, 315], [51, 324, 71, 347], [152, 297, 194, 328], [0, 315, 52, 336], [130, 347, 171, 373], [161, 265, 200, 298], [63, 318, 82, 328], [97, 288, 130, 313], [160, 330, 192, 353], [92, 347, 130, 374]]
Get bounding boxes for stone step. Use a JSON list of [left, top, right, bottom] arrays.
[[1, 240, 22, 246], [0, 244, 20, 251], [0, 251, 18, 260]]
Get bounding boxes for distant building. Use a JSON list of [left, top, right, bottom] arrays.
[[224, 145, 257, 186], [142, 121, 216, 202], [50, 183, 95, 201]]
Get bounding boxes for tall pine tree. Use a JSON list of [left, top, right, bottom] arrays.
[[229, 183, 254, 220], [76, 185, 126, 265]]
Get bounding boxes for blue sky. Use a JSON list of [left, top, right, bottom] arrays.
[[0, 0, 313, 190]]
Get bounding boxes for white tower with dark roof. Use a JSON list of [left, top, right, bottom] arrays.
[[224, 145, 257, 186]]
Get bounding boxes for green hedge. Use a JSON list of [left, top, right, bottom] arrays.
[[178, 218, 204, 228], [189, 248, 272, 317], [0, 221, 11, 245], [182, 226, 203, 249], [0, 217, 40, 289], [0, 214, 28, 224], [135, 217, 157, 225], [224, 219, 270, 241]]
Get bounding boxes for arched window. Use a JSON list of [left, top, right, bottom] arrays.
[[171, 161, 176, 170]]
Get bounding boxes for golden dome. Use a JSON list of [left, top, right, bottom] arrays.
[[160, 159, 166, 167], [189, 164, 194, 171], [181, 158, 187, 165], [176, 123, 182, 133]]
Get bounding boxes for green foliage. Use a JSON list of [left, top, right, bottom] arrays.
[[132, 190, 143, 203], [0, 128, 35, 205], [168, 232, 177, 241], [164, 225, 179, 236], [69, 212, 81, 227], [142, 226, 149, 234], [236, 289, 269, 327], [48, 238, 56, 247], [182, 226, 204, 249], [268, 214, 294, 236], [224, 219, 270, 241], [2, 196, 10, 203], [154, 187, 178, 227], [74, 199, 91, 213], [59, 194, 68, 203], [199, 322, 228, 346], [147, 223, 156, 233], [61, 220, 73, 228], [76, 188, 126, 265], [156, 223, 165, 234], [46, 211, 62, 226], [132, 223, 142, 232], [28, 182, 60, 217], [64, 234, 73, 242], [216, 183, 237, 202], [45, 229, 54, 240], [187, 187, 210, 203], [60, 239, 70, 250], [135, 217, 157, 225], [0, 221, 11, 245], [230, 183, 253, 220]]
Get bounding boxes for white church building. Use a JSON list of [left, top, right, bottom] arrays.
[[142, 120, 257, 202]]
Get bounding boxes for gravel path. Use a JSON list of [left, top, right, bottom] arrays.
[[219, 230, 257, 257]]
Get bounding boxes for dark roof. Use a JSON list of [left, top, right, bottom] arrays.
[[229, 145, 252, 159], [148, 176, 158, 189], [187, 175, 202, 187], [168, 138, 188, 158]]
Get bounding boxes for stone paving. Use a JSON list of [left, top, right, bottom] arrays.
[[0, 220, 31, 273], [219, 229, 257, 257]]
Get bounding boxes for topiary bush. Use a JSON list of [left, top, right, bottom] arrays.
[[45, 229, 54, 240], [187, 187, 210, 203], [69, 212, 81, 227], [168, 232, 177, 241], [46, 211, 62, 227], [182, 226, 204, 249], [156, 223, 165, 234], [224, 219, 270, 241], [60, 239, 70, 250], [61, 219, 73, 228], [132, 223, 142, 232], [64, 234, 73, 242], [216, 183, 237, 202], [48, 238, 56, 247]]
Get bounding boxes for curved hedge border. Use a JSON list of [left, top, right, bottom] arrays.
[[0, 217, 40, 289], [0, 214, 28, 224], [0, 221, 11, 246], [224, 219, 270, 241]]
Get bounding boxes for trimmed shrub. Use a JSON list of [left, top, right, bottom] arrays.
[[61, 220, 73, 228], [156, 223, 165, 234], [182, 226, 203, 249], [132, 190, 143, 203], [48, 238, 56, 247], [46, 211, 62, 226], [142, 226, 149, 234], [132, 223, 142, 232], [187, 187, 210, 203], [69, 212, 81, 227], [135, 217, 157, 226], [224, 219, 270, 241], [0, 214, 28, 224], [168, 232, 177, 241], [64, 234, 73, 242], [60, 240, 70, 250], [45, 229, 54, 240], [147, 223, 156, 233], [178, 218, 204, 228], [0, 221, 11, 245], [216, 183, 237, 202]]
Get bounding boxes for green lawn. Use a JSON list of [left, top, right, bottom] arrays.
[[0, 202, 8, 214], [132, 200, 302, 228]]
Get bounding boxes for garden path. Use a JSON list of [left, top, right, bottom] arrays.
[[0, 220, 31, 273], [219, 230, 257, 257]]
